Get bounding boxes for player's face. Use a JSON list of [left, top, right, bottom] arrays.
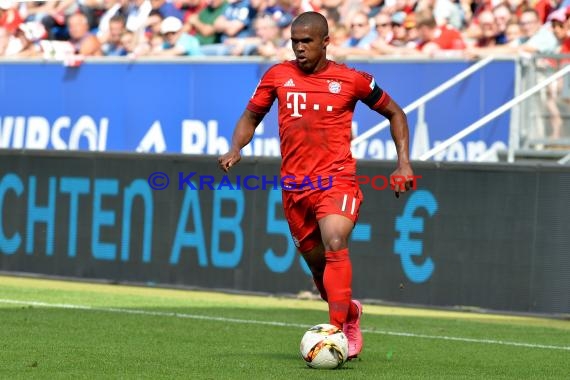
[[291, 24, 329, 73]]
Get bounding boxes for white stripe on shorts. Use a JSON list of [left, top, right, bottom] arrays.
[[341, 194, 347, 212], [350, 197, 356, 215]]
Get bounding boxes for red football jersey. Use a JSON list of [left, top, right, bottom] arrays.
[[247, 60, 389, 184]]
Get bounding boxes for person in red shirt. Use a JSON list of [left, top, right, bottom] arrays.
[[415, 10, 466, 55], [218, 11, 414, 360], [0, 0, 22, 35]]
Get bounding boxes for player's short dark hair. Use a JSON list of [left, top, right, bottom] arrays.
[[292, 11, 329, 38]]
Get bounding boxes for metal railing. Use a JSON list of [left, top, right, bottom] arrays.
[[419, 63, 570, 161], [351, 56, 495, 148], [558, 152, 570, 164]]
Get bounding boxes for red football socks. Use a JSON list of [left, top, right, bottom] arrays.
[[323, 248, 353, 329]]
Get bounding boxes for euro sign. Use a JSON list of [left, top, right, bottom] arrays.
[[394, 190, 438, 283]]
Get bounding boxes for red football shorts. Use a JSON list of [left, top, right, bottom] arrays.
[[282, 179, 363, 253]]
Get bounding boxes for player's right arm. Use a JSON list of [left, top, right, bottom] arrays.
[[218, 64, 279, 172], [218, 110, 264, 172]]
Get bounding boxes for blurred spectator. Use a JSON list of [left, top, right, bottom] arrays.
[[404, 11, 419, 46], [2, 0, 569, 62], [254, 13, 288, 56], [507, 0, 532, 20], [415, 0, 435, 14], [200, 0, 257, 55], [36, 0, 80, 40], [517, 8, 558, 52], [262, 0, 294, 28], [143, 9, 164, 51], [381, 0, 411, 14], [213, 0, 256, 39], [544, 8, 569, 139], [287, 0, 319, 15], [504, 18, 521, 43], [431, 0, 465, 29], [468, 8, 564, 141], [549, 8, 568, 42], [186, 0, 228, 45], [152, 15, 202, 55], [225, 14, 286, 56], [319, 6, 341, 30], [472, 10, 500, 47], [389, 11, 408, 46], [22, 1, 56, 31], [0, 26, 7, 55], [98, 0, 131, 41], [68, 12, 102, 55], [361, 0, 384, 18], [468, 8, 559, 54], [372, 11, 393, 43], [0, 0, 22, 35], [492, 3, 513, 44], [534, 0, 560, 24], [120, 30, 138, 53], [126, 0, 152, 32], [2, 21, 46, 56], [415, 10, 466, 55], [150, 0, 185, 20], [101, 13, 128, 55], [371, 10, 421, 54], [516, 8, 544, 45], [78, 0, 105, 28], [179, 0, 206, 24], [459, 0, 474, 24], [329, 22, 349, 47], [321, 0, 353, 25], [328, 11, 376, 57]]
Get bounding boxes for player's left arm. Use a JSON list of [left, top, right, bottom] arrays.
[[358, 75, 415, 197]]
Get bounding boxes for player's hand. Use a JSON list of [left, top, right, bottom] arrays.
[[390, 162, 414, 199], [218, 149, 241, 173]]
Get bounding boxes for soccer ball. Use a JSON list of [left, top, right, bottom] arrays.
[[299, 323, 349, 369]]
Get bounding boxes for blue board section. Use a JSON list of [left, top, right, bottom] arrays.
[[0, 59, 515, 161]]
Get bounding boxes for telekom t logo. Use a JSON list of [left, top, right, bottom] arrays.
[[286, 92, 307, 117]]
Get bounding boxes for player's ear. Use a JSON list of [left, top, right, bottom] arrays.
[[323, 35, 330, 49]]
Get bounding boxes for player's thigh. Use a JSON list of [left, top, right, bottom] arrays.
[[315, 180, 362, 223], [282, 190, 322, 253], [318, 214, 355, 250], [315, 181, 363, 248]]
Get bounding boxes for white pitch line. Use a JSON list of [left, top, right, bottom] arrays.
[[1, 299, 569, 352]]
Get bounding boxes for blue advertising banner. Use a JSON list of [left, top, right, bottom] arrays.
[[0, 59, 514, 161], [1, 151, 569, 315]]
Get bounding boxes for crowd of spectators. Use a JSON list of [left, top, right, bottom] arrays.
[[1, 0, 570, 60]]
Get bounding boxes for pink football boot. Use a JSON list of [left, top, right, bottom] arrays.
[[343, 300, 363, 359]]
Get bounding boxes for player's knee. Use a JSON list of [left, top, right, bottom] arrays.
[[323, 236, 348, 252]]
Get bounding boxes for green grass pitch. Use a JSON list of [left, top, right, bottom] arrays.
[[0, 275, 569, 379]]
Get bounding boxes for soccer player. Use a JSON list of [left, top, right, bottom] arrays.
[[218, 11, 414, 359]]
